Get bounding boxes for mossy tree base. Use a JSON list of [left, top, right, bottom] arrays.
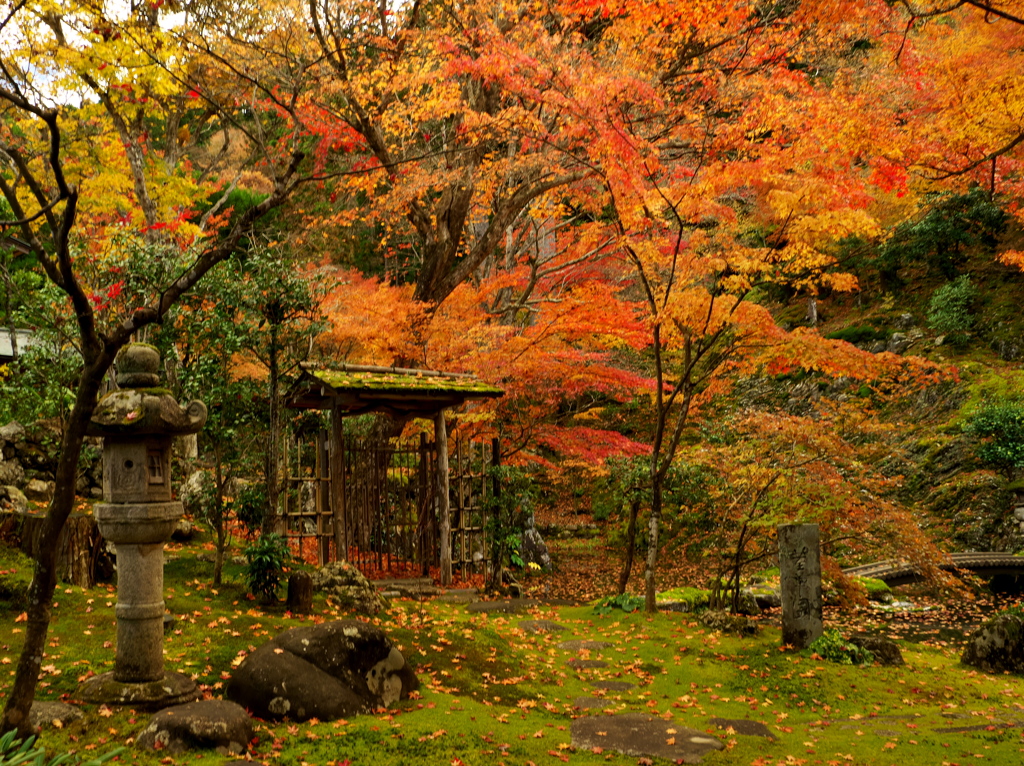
[[78, 671, 200, 711]]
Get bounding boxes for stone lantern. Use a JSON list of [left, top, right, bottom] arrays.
[[80, 343, 207, 708]]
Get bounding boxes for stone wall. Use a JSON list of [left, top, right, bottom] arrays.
[[0, 420, 103, 508]]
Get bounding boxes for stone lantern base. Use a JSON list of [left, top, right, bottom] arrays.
[[79, 671, 200, 711]]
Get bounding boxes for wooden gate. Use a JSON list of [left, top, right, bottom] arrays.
[[282, 429, 498, 578]]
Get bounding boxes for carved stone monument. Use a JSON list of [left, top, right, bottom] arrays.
[[778, 523, 823, 649], [80, 344, 207, 708]]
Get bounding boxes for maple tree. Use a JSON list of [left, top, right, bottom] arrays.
[[0, 0, 317, 735], [678, 406, 947, 612]]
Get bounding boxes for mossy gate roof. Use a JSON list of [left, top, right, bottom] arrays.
[[287, 364, 504, 417]]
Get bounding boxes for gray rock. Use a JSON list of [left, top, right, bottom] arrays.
[[0, 459, 23, 486], [558, 639, 613, 652], [699, 610, 759, 636], [521, 514, 552, 571], [0, 421, 25, 445], [887, 333, 913, 354], [22, 478, 53, 503], [750, 587, 781, 610], [136, 699, 253, 755], [466, 598, 538, 614], [226, 619, 418, 722], [869, 340, 887, 354], [709, 717, 775, 738], [894, 313, 915, 331], [961, 613, 1024, 674], [0, 485, 28, 513], [178, 470, 210, 516], [567, 658, 607, 669], [736, 590, 762, 616], [29, 701, 83, 730], [592, 680, 634, 691], [312, 561, 388, 615], [574, 696, 614, 710], [848, 636, 904, 666], [171, 519, 195, 542], [571, 713, 723, 763], [518, 619, 566, 633]]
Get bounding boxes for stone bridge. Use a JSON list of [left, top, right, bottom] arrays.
[[843, 552, 1024, 586]]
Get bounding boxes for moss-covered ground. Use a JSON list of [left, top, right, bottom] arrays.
[[2, 546, 1024, 766]]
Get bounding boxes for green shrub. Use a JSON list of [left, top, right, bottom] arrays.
[[926, 275, 976, 346], [966, 397, 1024, 481], [244, 533, 290, 603], [878, 188, 1006, 281], [809, 628, 874, 665], [593, 592, 645, 615]]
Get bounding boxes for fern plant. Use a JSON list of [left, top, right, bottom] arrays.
[[0, 730, 123, 766]]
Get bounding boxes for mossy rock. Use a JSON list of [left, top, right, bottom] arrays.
[[0, 544, 34, 609], [853, 576, 894, 604], [961, 612, 1024, 674]]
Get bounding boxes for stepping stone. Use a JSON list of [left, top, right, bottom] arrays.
[[573, 697, 614, 710], [519, 619, 566, 633], [29, 701, 83, 730], [466, 598, 539, 614], [568, 658, 608, 669], [592, 681, 634, 691], [657, 601, 695, 613], [710, 717, 775, 739], [933, 722, 1017, 734], [558, 639, 614, 652], [437, 589, 480, 604], [572, 713, 723, 763]]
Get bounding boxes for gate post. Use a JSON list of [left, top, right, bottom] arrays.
[[435, 410, 452, 586], [330, 404, 347, 563]]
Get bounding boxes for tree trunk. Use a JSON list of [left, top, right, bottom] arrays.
[[643, 481, 662, 613], [0, 509, 100, 588], [2, 355, 109, 738], [616, 498, 640, 595]]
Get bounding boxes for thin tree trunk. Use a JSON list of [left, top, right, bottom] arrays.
[[265, 323, 281, 534], [617, 498, 640, 595], [1, 356, 108, 737], [643, 481, 662, 613], [213, 446, 226, 586]]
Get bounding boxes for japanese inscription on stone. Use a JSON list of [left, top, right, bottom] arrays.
[[778, 523, 823, 649]]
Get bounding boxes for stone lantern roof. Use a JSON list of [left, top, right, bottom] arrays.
[[87, 344, 207, 437]]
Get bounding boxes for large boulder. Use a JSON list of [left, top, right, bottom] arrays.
[[962, 612, 1024, 674], [311, 562, 388, 615], [226, 619, 418, 722], [136, 700, 253, 755]]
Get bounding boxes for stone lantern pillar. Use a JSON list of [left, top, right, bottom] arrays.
[[80, 344, 207, 709]]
